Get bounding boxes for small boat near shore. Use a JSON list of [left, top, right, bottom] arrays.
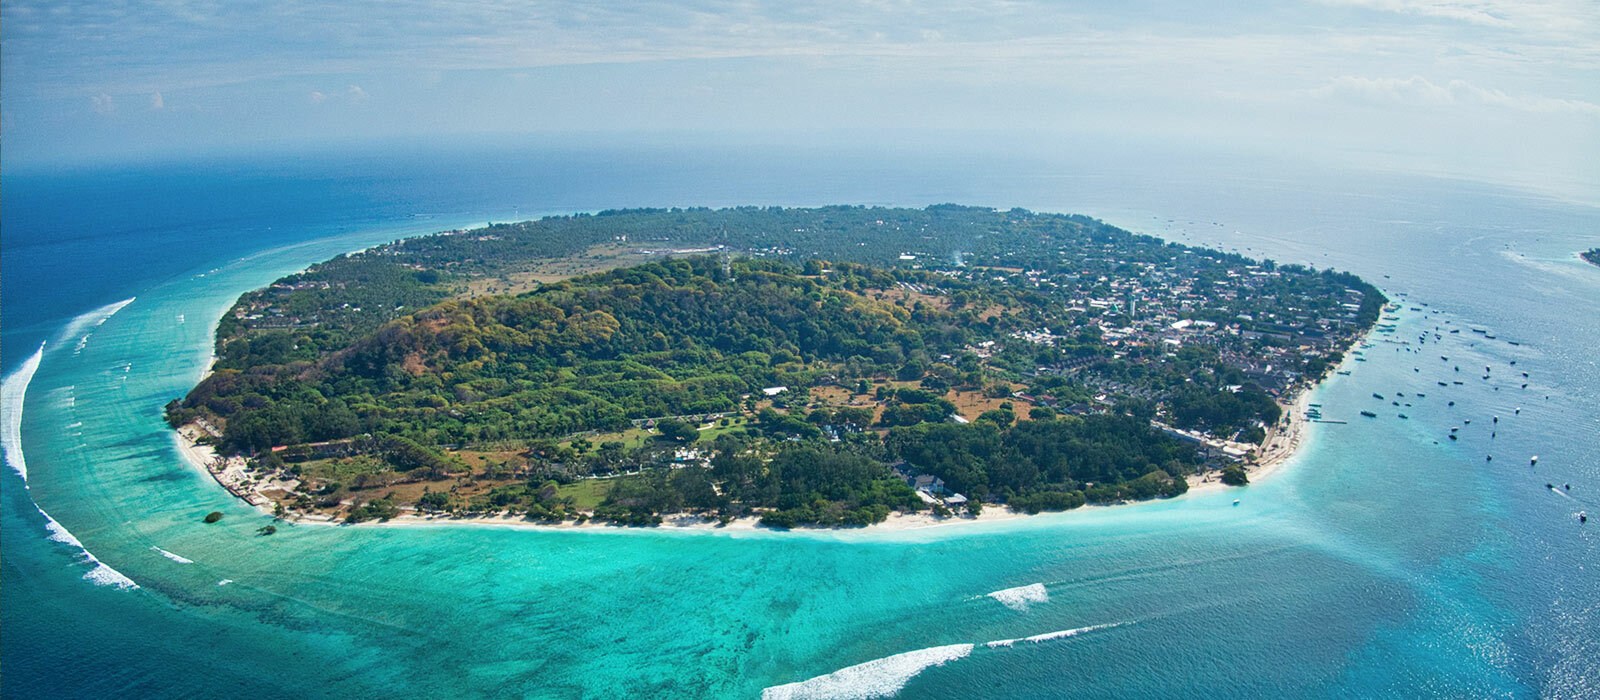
[[1360, 410, 1377, 418]]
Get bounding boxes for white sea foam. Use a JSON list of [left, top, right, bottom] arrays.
[[762, 644, 974, 700], [56, 297, 136, 349], [986, 582, 1049, 612], [37, 505, 138, 589], [1, 343, 46, 481], [984, 622, 1121, 649], [151, 546, 195, 564], [3, 322, 139, 591]]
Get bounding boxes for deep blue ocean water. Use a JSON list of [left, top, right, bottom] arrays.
[[3, 140, 1597, 698]]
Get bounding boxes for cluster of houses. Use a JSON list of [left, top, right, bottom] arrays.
[[890, 464, 970, 511], [920, 254, 1372, 402]]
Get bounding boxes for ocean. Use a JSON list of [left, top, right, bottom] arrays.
[[3, 140, 1597, 698]]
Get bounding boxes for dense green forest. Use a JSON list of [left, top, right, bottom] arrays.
[[170, 205, 1383, 527], [182, 258, 952, 451]]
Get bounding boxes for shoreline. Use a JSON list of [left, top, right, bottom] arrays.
[[172, 381, 1320, 536]]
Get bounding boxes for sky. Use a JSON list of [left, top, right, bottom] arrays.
[[2, 0, 1596, 199]]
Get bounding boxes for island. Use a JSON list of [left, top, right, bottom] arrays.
[[1584, 248, 1600, 267], [166, 205, 1385, 528]]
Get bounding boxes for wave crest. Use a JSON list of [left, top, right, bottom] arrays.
[[3, 299, 141, 591], [762, 644, 974, 700], [984, 622, 1121, 649], [38, 505, 138, 589], [986, 582, 1049, 611], [1, 343, 46, 481], [58, 297, 136, 356], [151, 546, 195, 564]]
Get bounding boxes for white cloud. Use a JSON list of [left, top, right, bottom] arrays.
[[1317, 0, 1513, 27], [309, 90, 327, 103], [1304, 75, 1600, 116], [90, 92, 115, 115], [346, 84, 368, 102], [150, 92, 165, 110], [1314, 0, 1600, 38]]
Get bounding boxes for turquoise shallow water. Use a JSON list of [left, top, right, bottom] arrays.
[[3, 145, 1597, 698]]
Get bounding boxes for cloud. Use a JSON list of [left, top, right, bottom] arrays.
[[1316, 0, 1513, 27], [150, 92, 165, 110], [1304, 75, 1600, 116], [307, 85, 367, 105], [1313, 0, 1600, 38], [90, 93, 115, 115]]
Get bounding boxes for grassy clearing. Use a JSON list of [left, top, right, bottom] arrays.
[[696, 417, 755, 443], [557, 479, 613, 510]]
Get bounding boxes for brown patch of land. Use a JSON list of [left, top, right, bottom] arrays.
[[977, 304, 1011, 321], [868, 287, 951, 312], [946, 387, 1031, 422], [455, 243, 715, 298]]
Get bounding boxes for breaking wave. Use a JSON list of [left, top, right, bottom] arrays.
[[37, 504, 139, 589], [984, 622, 1122, 649], [762, 644, 974, 700], [762, 619, 1129, 697], [2, 343, 46, 481], [986, 582, 1049, 611], [151, 546, 195, 564], [59, 297, 136, 356], [3, 308, 141, 591]]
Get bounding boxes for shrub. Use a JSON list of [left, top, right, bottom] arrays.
[[1220, 466, 1249, 486]]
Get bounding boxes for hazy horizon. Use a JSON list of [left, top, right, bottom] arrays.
[[3, 1, 1597, 202]]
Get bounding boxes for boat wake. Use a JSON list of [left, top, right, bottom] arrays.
[[985, 582, 1049, 611], [762, 644, 975, 700], [763, 621, 1126, 698], [151, 546, 195, 564]]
